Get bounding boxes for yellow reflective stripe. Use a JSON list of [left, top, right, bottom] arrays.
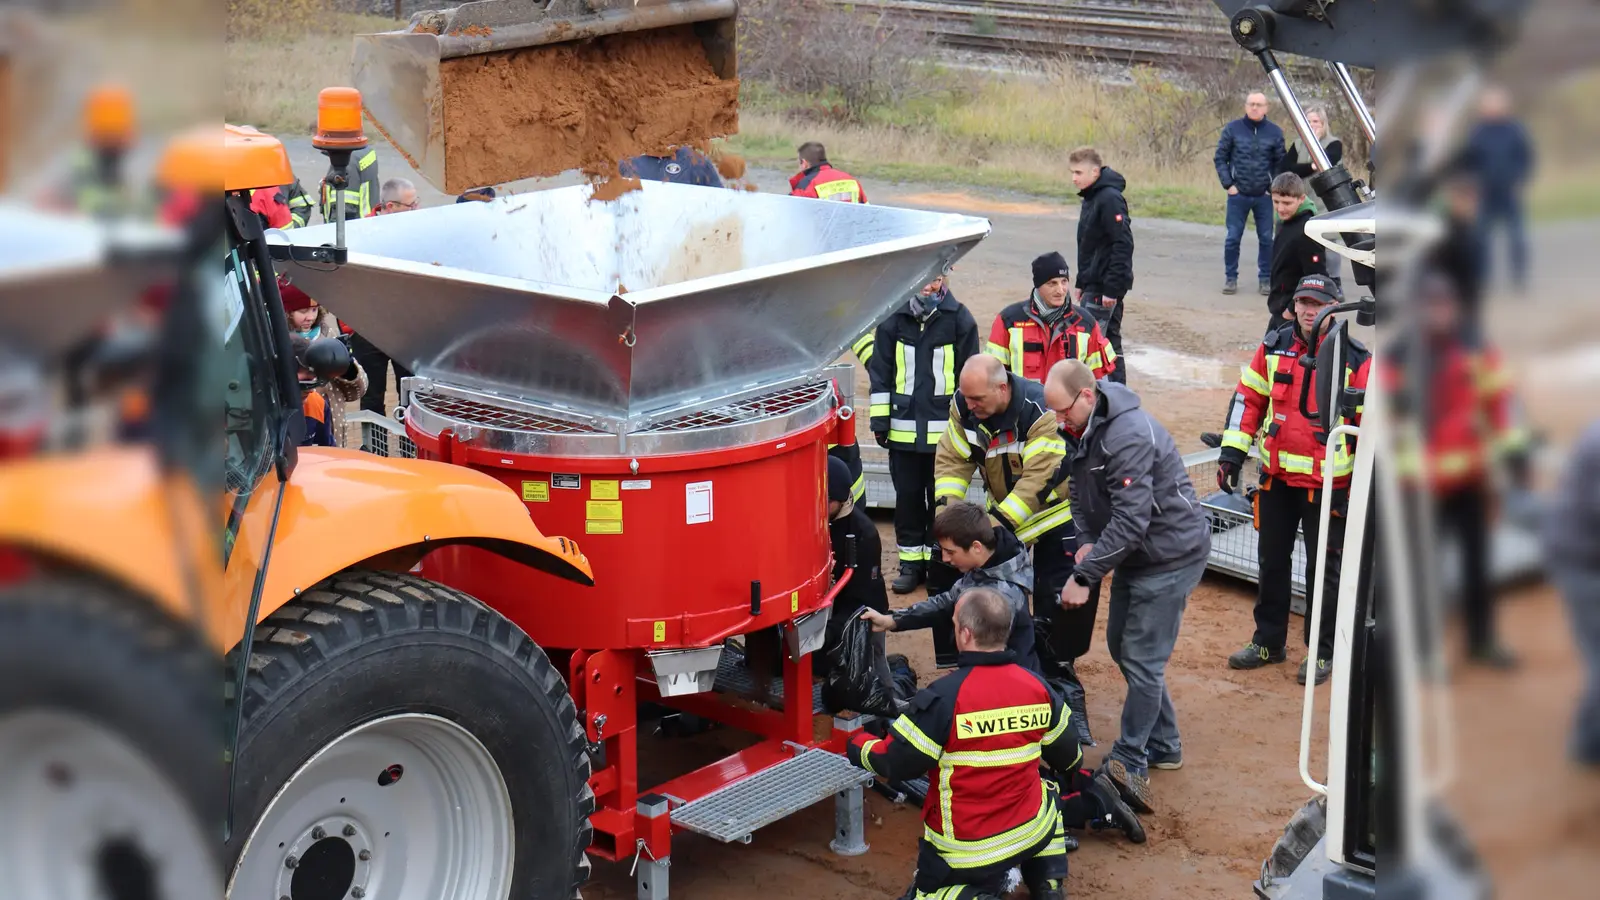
[[870, 405, 891, 417], [1042, 707, 1071, 746], [1014, 499, 1073, 544], [814, 179, 861, 202], [1240, 367, 1271, 396], [857, 738, 882, 777], [1084, 351, 1105, 371], [1220, 430, 1252, 452], [892, 715, 944, 759], [939, 768, 956, 840], [946, 425, 972, 457], [358, 180, 371, 216], [985, 341, 1012, 369], [1278, 453, 1315, 474], [940, 744, 1042, 768], [357, 148, 377, 170], [896, 342, 915, 395], [922, 785, 1057, 866], [899, 546, 931, 562], [1009, 327, 1026, 375], [1102, 338, 1118, 367], [998, 493, 1033, 525], [889, 431, 918, 443], [935, 477, 970, 500], [852, 473, 866, 501], [1021, 435, 1066, 462]]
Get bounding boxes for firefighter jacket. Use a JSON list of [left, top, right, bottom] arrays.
[[1220, 322, 1371, 490], [1385, 333, 1529, 494], [828, 442, 867, 504], [934, 373, 1072, 544], [283, 179, 315, 227], [850, 330, 876, 366], [320, 147, 380, 222], [868, 292, 981, 453], [987, 298, 1117, 384], [788, 163, 867, 203], [846, 650, 1077, 888], [891, 526, 1039, 671]]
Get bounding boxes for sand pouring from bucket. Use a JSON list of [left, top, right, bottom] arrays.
[[274, 181, 990, 427], [352, 0, 739, 194]]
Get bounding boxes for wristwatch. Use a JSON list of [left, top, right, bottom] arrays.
[[1071, 571, 1093, 588]]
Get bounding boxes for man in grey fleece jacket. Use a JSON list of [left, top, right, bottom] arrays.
[[862, 501, 1041, 672], [1045, 360, 1212, 814], [1545, 417, 1600, 767]]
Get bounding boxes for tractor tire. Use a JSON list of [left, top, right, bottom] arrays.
[[0, 573, 223, 900], [1259, 794, 1327, 889], [226, 570, 595, 900]]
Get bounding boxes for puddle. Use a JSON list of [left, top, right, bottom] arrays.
[[897, 191, 1059, 217], [1121, 346, 1240, 389]]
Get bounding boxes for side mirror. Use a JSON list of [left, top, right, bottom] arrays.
[[303, 336, 351, 381]]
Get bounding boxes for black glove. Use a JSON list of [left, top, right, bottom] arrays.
[[1503, 450, 1532, 490], [1216, 447, 1247, 494], [874, 431, 889, 449]]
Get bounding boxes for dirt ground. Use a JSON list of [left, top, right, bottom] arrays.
[[284, 143, 1600, 898]]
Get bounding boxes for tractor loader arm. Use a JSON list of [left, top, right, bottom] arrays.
[[224, 448, 592, 637]]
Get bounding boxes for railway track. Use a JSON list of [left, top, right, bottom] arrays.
[[841, 0, 1237, 66]]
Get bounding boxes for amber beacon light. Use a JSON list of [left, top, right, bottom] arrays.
[[313, 87, 368, 151]]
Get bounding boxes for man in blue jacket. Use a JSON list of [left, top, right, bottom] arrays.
[[619, 145, 724, 187], [1214, 91, 1285, 297], [1464, 85, 1535, 290]]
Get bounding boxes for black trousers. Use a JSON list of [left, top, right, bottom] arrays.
[[1437, 483, 1494, 652], [349, 332, 412, 415], [1254, 477, 1346, 661], [889, 448, 938, 572], [1080, 294, 1125, 385], [1033, 524, 1100, 666]]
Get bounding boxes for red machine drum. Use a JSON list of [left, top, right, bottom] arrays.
[[404, 377, 846, 651]]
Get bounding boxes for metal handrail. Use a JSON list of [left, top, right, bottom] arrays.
[[1299, 422, 1361, 795]]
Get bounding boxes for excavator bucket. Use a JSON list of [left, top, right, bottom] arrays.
[[352, 0, 739, 194]]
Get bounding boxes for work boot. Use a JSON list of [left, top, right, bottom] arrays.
[[891, 564, 924, 595], [1259, 278, 1271, 296], [1222, 278, 1238, 295], [1228, 642, 1287, 670], [1148, 747, 1183, 770], [1028, 878, 1067, 900], [1298, 657, 1333, 686], [1090, 771, 1148, 842], [1100, 758, 1154, 814]]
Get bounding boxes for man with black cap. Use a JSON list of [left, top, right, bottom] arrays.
[[987, 251, 1117, 386], [1215, 272, 1370, 686], [868, 269, 981, 594]]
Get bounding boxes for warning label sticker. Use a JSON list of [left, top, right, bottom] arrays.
[[521, 481, 549, 502], [591, 480, 619, 500], [552, 473, 581, 490], [586, 500, 623, 521], [585, 520, 623, 535]]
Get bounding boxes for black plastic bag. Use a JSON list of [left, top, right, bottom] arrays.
[[821, 614, 896, 717]]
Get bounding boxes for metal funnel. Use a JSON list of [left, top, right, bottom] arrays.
[[352, 0, 738, 193], [275, 182, 989, 425]]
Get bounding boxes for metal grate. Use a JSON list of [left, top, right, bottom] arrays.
[[714, 643, 826, 714], [1185, 451, 1309, 606], [352, 413, 418, 460], [644, 382, 832, 433], [669, 748, 871, 843], [412, 394, 604, 435]]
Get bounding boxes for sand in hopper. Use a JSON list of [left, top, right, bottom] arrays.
[[438, 24, 739, 194]]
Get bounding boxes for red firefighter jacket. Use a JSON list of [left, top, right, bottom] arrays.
[[788, 164, 867, 203], [987, 299, 1117, 384], [847, 650, 1077, 877], [1221, 323, 1371, 489], [1385, 337, 1528, 493]]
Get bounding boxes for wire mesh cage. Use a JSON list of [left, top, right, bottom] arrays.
[[1183, 448, 1308, 610], [348, 411, 418, 461]]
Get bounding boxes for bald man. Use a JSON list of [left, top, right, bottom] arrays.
[[1214, 90, 1285, 295]]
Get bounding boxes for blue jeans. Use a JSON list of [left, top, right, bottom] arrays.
[[1553, 568, 1600, 765], [1224, 192, 1274, 281], [1478, 191, 1528, 287], [1105, 556, 1207, 773]]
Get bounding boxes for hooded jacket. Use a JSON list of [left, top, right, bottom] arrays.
[[1267, 200, 1328, 322], [891, 527, 1040, 671], [1075, 167, 1135, 301], [1065, 382, 1211, 583]]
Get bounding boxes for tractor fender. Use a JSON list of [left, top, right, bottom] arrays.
[[0, 447, 230, 645], [225, 448, 592, 631]]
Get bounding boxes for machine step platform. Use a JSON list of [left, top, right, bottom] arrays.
[[713, 644, 826, 714], [669, 748, 871, 843]]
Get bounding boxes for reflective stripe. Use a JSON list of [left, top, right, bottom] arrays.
[[935, 476, 970, 500], [889, 418, 919, 433], [870, 391, 891, 406], [998, 493, 1033, 524], [1084, 351, 1105, 371], [358, 148, 377, 171], [986, 441, 1024, 458], [1014, 499, 1073, 543], [940, 744, 1041, 767], [853, 332, 875, 363], [985, 341, 1012, 369], [947, 425, 972, 457], [857, 738, 882, 776], [897, 342, 916, 396], [923, 784, 1057, 867], [892, 716, 945, 759], [1042, 707, 1072, 745], [1278, 452, 1315, 474], [1220, 430, 1252, 452], [1021, 435, 1066, 462], [932, 345, 955, 396], [1240, 367, 1271, 396], [852, 473, 866, 502], [814, 178, 862, 202], [899, 546, 932, 562], [926, 419, 948, 434], [1009, 326, 1026, 376]]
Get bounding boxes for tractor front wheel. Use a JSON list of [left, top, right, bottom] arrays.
[[226, 570, 594, 900]]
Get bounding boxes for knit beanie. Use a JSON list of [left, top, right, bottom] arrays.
[[1031, 251, 1069, 289], [827, 455, 853, 504], [277, 276, 315, 314]]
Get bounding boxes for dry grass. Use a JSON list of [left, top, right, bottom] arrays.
[[225, 13, 395, 133]]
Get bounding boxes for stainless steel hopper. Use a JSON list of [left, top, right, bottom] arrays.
[[274, 181, 989, 426]]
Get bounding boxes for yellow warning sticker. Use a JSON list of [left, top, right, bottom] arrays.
[[585, 520, 623, 535], [591, 480, 620, 500], [791, 591, 800, 614], [653, 621, 667, 642], [586, 500, 623, 521], [521, 481, 549, 502]]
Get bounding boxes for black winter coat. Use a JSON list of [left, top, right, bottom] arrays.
[[1267, 203, 1329, 321], [1214, 117, 1286, 197], [830, 505, 889, 620], [1075, 167, 1135, 301], [867, 291, 982, 452], [1279, 137, 1344, 179]]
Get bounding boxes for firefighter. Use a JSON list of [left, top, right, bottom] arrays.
[[247, 179, 314, 229], [788, 141, 866, 203], [320, 145, 380, 221], [1216, 273, 1371, 686], [988, 251, 1117, 384], [847, 588, 1144, 900], [1388, 272, 1530, 667], [817, 455, 894, 685], [869, 269, 982, 594]]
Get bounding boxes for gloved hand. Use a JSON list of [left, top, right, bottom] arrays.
[[1217, 447, 1247, 494], [874, 431, 889, 449], [1503, 450, 1533, 490]]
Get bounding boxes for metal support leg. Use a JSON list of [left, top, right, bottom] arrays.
[[829, 784, 870, 856], [637, 856, 670, 900]]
